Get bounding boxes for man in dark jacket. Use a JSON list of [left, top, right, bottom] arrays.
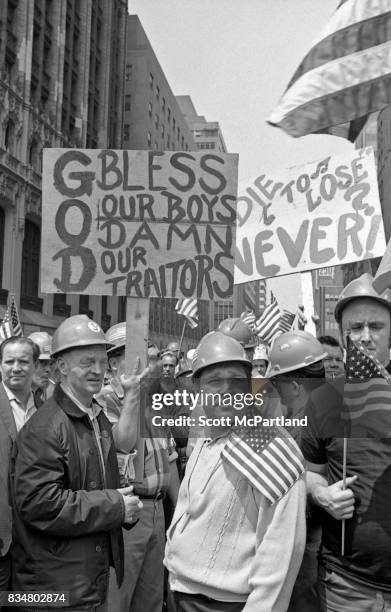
[[11, 315, 142, 611]]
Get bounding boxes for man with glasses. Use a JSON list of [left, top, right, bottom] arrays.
[[28, 331, 55, 406]]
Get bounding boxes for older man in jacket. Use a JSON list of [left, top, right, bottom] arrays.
[[10, 316, 142, 611]]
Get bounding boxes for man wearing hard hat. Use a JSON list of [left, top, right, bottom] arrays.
[[11, 315, 142, 611], [267, 331, 327, 612], [28, 331, 55, 406], [303, 273, 391, 610], [252, 344, 269, 378], [165, 331, 306, 611]]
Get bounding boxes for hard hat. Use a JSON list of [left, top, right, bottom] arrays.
[[266, 330, 328, 378], [28, 331, 52, 361], [334, 273, 391, 323], [167, 341, 180, 352], [192, 331, 252, 378], [253, 344, 269, 363], [52, 315, 113, 357], [217, 317, 253, 346], [187, 348, 196, 361], [106, 322, 126, 355], [176, 357, 192, 378]]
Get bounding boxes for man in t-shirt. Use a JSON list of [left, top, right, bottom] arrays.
[[303, 273, 391, 611]]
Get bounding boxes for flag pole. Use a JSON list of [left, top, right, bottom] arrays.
[[178, 319, 187, 358], [341, 428, 347, 556]]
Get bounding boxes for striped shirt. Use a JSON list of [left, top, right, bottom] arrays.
[[98, 377, 177, 496]]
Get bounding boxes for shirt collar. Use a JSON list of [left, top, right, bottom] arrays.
[[2, 381, 35, 409], [60, 383, 102, 419]]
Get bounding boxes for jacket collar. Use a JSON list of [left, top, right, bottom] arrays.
[[53, 384, 92, 419], [0, 382, 17, 441]]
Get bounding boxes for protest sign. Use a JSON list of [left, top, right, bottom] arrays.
[[373, 237, 391, 294], [42, 149, 238, 299], [235, 147, 386, 284]]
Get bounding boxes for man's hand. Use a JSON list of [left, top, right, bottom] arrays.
[[315, 475, 357, 520], [117, 485, 143, 523], [120, 358, 143, 395]]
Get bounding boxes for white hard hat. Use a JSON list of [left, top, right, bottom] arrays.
[[187, 348, 196, 361], [253, 344, 268, 362]]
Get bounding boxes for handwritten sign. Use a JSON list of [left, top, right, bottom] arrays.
[[42, 149, 238, 299], [234, 147, 386, 284]]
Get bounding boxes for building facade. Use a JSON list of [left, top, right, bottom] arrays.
[[123, 15, 196, 153], [176, 95, 227, 152], [0, 0, 127, 334]]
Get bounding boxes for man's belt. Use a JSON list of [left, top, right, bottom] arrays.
[[137, 491, 165, 500]]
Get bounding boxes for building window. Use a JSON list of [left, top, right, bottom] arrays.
[[147, 131, 151, 147], [79, 294, 93, 318], [167, 108, 171, 123], [28, 139, 41, 172], [177, 127, 180, 141], [148, 101, 152, 117], [125, 64, 132, 81], [118, 296, 126, 321], [4, 119, 16, 155], [161, 124, 164, 138], [124, 94, 131, 111], [173, 118, 176, 132], [162, 97, 165, 112], [154, 141, 158, 150], [124, 123, 130, 141], [149, 73, 154, 89], [167, 136, 170, 148], [181, 136, 184, 149], [21, 220, 40, 300], [319, 267, 334, 277], [154, 113, 159, 128], [156, 85, 160, 100], [53, 293, 71, 317]]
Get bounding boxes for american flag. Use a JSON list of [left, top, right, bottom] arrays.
[[280, 309, 296, 333], [239, 310, 256, 331], [342, 336, 391, 437], [254, 298, 295, 342], [175, 298, 198, 329], [254, 298, 281, 343], [222, 424, 304, 504], [0, 295, 22, 342], [268, 0, 391, 141]]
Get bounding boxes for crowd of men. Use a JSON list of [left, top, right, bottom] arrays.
[[0, 271, 390, 611]]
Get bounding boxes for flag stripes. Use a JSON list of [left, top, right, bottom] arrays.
[[0, 296, 22, 342], [342, 336, 391, 428], [254, 300, 280, 342], [222, 430, 304, 504], [175, 298, 198, 329], [268, 0, 391, 141]]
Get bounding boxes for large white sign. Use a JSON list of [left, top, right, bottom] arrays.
[[235, 147, 386, 284], [42, 149, 238, 299]]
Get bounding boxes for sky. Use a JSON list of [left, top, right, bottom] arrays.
[[129, 0, 355, 182]]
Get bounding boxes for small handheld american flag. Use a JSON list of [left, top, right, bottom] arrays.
[[175, 298, 198, 329], [0, 295, 22, 342]]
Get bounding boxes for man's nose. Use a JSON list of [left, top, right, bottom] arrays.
[[360, 325, 371, 342], [12, 361, 22, 371]]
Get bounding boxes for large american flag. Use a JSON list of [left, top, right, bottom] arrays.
[[342, 336, 391, 437], [222, 425, 304, 504], [268, 0, 391, 141], [0, 295, 22, 342], [175, 298, 198, 329]]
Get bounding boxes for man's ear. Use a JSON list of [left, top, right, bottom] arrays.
[[56, 356, 67, 376], [291, 380, 302, 396], [109, 357, 118, 374]]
